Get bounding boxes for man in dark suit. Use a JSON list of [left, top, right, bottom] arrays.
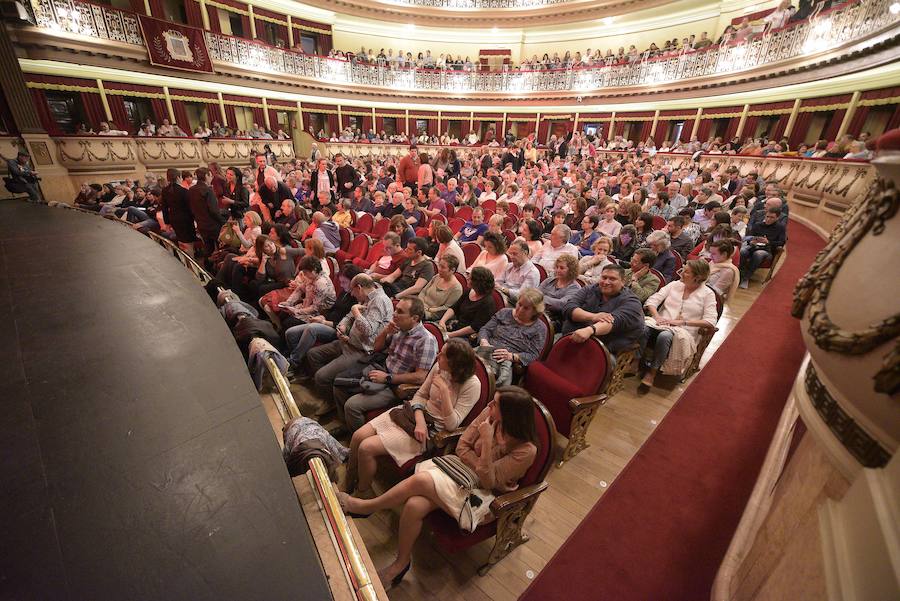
[[722, 166, 744, 197], [479, 150, 493, 176], [309, 158, 335, 209], [333, 153, 360, 199], [160, 168, 196, 252], [188, 167, 225, 259], [501, 146, 524, 173]]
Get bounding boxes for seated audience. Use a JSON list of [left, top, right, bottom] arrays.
[[383, 237, 437, 298], [537, 254, 581, 329], [624, 248, 661, 303], [345, 338, 480, 495], [496, 240, 541, 303], [739, 207, 786, 288], [470, 232, 510, 280], [532, 224, 580, 272], [579, 236, 614, 285], [639, 260, 718, 393], [562, 264, 645, 354], [418, 255, 463, 320], [478, 288, 548, 386], [437, 267, 496, 341], [338, 386, 537, 590], [646, 230, 677, 282], [707, 239, 740, 300], [456, 207, 488, 244], [334, 297, 437, 434]]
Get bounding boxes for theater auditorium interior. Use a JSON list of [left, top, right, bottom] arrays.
[[1, 0, 898, 598]]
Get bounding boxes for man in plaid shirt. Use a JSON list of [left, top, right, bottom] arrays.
[[336, 297, 438, 433]]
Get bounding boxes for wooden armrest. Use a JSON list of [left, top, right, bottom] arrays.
[[569, 394, 608, 412], [432, 428, 464, 449], [396, 383, 420, 400], [490, 481, 549, 513]]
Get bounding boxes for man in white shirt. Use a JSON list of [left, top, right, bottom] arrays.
[[667, 181, 689, 212], [98, 122, 129, 136], [496, 240, 541, 302], [533, 224, 580, 272]]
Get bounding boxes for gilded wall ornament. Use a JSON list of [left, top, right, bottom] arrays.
[[792, 176, 900, 395]]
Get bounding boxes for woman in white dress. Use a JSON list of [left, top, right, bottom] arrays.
[[344, 338, 481, 496], [339, 386, 537, 590]]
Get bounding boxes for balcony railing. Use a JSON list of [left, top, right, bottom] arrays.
[[26, 0, 899, 94], [377, 0, 570, 7]]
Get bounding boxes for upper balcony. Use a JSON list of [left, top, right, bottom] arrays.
[[16, 0, 900, 102]]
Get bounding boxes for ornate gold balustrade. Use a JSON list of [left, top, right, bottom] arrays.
[[22, 0, 900, 96], [51, 135, 295, 177], [323, 141, 549, 160], [589, 150, 873, 234]]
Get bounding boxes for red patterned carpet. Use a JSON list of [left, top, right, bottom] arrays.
[[520, 221, 825, 601]]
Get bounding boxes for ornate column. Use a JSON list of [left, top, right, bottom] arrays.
[[608, 112, 615, 141], [262, 97, 270, 129], [199, 0, 211, 31], [783, 98, 802, 139], [248, 4, 257, 40], [735, 104, 750, 139], [163, 86, 175, 123], [689, 107, 702, 140], [96, 79, 113, 121], [218, 92, 227, 127], [649, 110, 660, 138], [0, 21, 74, 201], [837, 91, 862, 140], [286, 15, 293, 47]]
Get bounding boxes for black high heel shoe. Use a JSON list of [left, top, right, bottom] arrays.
[[378, 562, 410, 591]]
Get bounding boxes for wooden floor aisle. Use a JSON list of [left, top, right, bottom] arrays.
[[260, 280, 763, 601]]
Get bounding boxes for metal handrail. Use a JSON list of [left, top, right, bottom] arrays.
[[27, 0, 898, 94], [260, 356, 380, 601]]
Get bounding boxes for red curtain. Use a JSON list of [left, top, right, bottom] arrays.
[[427, 119, 438, 137], [80, 92, 106, 130], [128, 0, 146, 14], [788, 112, 813, 147], [537, 120, 550, 143], [316, 33, 332, 55], [251, 106, 266, 128], [516, 120, 535, 140], [887, 105, 900, 131], [741, 116, 759, 140], [640, 120, 655, 142], [823, 109, 846, 142], [327, 113, 338, 136], [206, 102, 223, 126], [223, 103, 237, 128], [241, 14, 252, 39], [725, 116, 740, 140], [147, 0, 165, 19], [268, 108, 282, 131], [771, 113, 790, 140], [653, 121, 668, 146], [107, 95, 132, 132], [846, 106, 869, 137], [170, 99, 191, 131], [374, 116, 384, 133], [151, 97, 169, 124], [206, 5, 221, 32], [30, 89, 60, 135], [614, 120, 626, 137], [361, 115, 372, 133], [184, 0, 203, 27], [459, 119, 471, 138]]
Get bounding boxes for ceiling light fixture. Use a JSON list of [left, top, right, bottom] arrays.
[[601, 16, 614, 25], [890, 1, 900, 14]]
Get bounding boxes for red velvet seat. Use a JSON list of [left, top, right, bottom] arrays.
[[425, 396, 556, 575], [353, 240, 385, 269], [524, 334, 614, 465], [462, 243, 482, 268], [651, 215, 667, 230], [453, 272, 468, 294], [342, 233, 370, 265], [502, 229, 516, 244], [370, 218, 390, 240], [448, 217, 466, 234], [535, 264, 548, 282], [351, 212, 374, 235], [338, 227, 353, 253], [455, 206, 473, 221], [481, 199, 496, 212]]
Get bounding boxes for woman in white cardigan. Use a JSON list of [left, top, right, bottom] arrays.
[[638, 259, 718, 393]]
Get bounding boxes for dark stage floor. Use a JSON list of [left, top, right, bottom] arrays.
[[0, 202, 332, 600]]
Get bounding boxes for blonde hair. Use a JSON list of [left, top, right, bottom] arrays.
[[304, 237, 325, 259], [245, 211, 262, 226], [518, 287, 545, 315]]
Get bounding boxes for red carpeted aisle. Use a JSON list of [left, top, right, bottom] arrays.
[[521, 221, 825, 601]]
